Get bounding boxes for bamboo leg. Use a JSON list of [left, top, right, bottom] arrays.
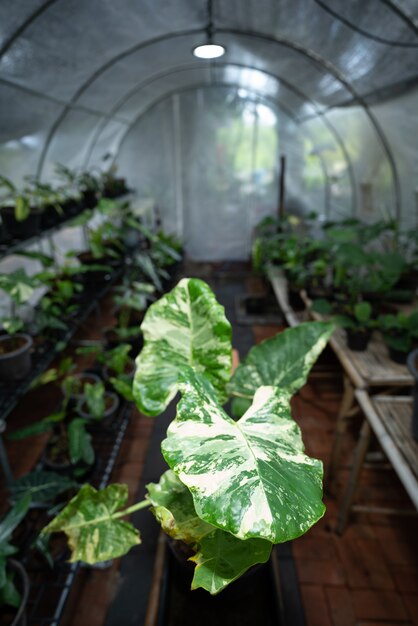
[[336, 419, 372, 534], [325, 375, 355, 495]]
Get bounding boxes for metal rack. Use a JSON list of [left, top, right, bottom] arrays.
[[0, 265, 124, 482], [19, 402, 132, 626]]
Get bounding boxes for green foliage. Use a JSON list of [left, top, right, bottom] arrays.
[[68, 418, 94, 465], [163, 371, 325, 543], [42, 484, 140, 564], [228, 321, 334, 413], [0, 495, 31, 609], [147, 471, 271, 594], [83, 382, 106, 420], [378, 310, 418, 353], [133, 277, 232, 416], [45, 278, 330, 594], [9, 471, 76, 504]]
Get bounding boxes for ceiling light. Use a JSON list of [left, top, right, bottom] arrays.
[[192, 43, 225, 59], [192, 0, 225, 60]]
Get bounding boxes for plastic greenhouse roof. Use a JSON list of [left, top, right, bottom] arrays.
[[0, 0, 417, 234]]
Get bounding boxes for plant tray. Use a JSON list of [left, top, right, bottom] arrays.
[[235, 294, 283, 326]]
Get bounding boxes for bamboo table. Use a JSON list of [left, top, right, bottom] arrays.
[[336, 392, 418, 533]]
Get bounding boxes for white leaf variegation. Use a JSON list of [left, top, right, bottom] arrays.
[[147, 471, 272, 594], [227, 321, 334, 415], [133, 278, 232, 416], [162, 371, 325, 544]]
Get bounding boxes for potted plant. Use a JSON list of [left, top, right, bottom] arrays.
[[0, 495, 31, 626], [0, 269, 35, 380], [0, 175, 41, 239], [42, 278, 334, 596], [378, 311, 418, 364], [312, 298, 375, 352], [100, 160, 129, 198], [77, 380, 120, 429], [8, 370, 105, 475]]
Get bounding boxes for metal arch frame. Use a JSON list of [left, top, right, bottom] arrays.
[[312, 0, 418, 47], [31, 27, 401, 218], [112, 80, 333, 218], [0, 0, 61, 59], [81, 60, 353, 216]]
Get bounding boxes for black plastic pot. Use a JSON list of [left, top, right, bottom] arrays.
[[103, 327, 143, 359], [62, 371, 102, 408], [5, 559, 30, 626], [0, 334, 33, 380], [388, 345, 407, 364], [346, 329, 371, 352], [407, 349, 418, 441], [1, 206, 41, 239], [81, 189, 97, 209]]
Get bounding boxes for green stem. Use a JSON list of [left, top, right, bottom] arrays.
[[113, 499, 151, 519]]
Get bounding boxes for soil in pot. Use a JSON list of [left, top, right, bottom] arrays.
[[42, 431, 98, 479], [0, 334, 33, 380], [346, 329, 371, 352], [1, 206, 41, 239]]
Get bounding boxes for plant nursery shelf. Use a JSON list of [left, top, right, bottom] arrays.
[[19, 401, 132, 626], [0, 266, 124, 425]]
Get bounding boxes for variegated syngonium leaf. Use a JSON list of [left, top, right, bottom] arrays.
[[227, 321, 334, 415], [133, 277, 232, 416], [42, 483, 140, 564], [162, 371, 325, 544], [147, 470, 272, 594]]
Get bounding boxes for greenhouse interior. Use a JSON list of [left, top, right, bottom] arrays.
[[0, 1, 418, 625]]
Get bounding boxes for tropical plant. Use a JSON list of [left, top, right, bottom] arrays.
[[378, 310, 418, 354], [0, 175, 33, 221], [0, 269, 36, 334], [8, 373, 99, 473], [42, 278, 334, 594], [0, 495, 31, 610]]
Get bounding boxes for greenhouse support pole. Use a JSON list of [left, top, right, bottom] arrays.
[[278, 155, 286, 222]]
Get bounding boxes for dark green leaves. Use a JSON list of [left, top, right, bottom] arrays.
[[133, 278, 232, 416], [42, 484, 140, 564], [9, 471, 76, 504]]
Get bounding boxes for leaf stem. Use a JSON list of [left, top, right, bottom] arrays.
[[113, 499, 151, 518]]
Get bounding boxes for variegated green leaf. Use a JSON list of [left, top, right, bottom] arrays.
[[147, 470, 212, 546], [228, 321, 334, 411], [42, 483, 140, 564], [147, 471, 271, 594], [190, 530, 271, 595], [133, 278, 232, 416], [162, 371, 325, 543]]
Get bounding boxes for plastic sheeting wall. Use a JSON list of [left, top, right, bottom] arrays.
[[1, 0, 418, 259], [118, 86, 330, 260]]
